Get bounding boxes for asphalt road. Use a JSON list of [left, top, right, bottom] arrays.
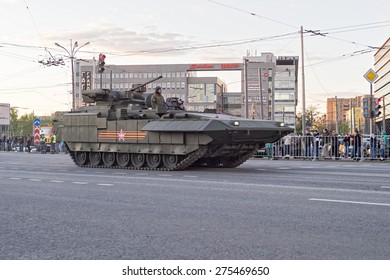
[[0, 152, 389, 260]]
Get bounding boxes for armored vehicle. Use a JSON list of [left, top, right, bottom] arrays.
[[53, 77, 292, 171]]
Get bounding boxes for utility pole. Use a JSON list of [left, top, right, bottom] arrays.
[[244, 59, 249, 118], [335, 96, 339, 134], [300, 26, 306, 134], [370, 83, 373, 134], [55, 39, 90, 111], [258, 68, 264, 119], [350, 99, 353, 133], [383, 96, 386, 133]]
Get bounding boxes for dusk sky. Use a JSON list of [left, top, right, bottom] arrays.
[[0, 0, 389, 116]]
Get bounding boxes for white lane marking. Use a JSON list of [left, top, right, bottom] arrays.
[[98, 183, 114, 186], [29, 179, 41, 182], [10, 178, 21, 180], [381, 186, 390, 189], [114, 172, 126, 175], [183, 175, 198, 178], [309, 198, 390, 207], [73, 182, 87, 185], [256, 169, 267, 171], [75, 170, 86, 173], [158, 174, 172, 177], [94, 171, 106, 174], [50, 180, 64, 183], [136, 173, 149, 176], [277, 167, 291, 170]]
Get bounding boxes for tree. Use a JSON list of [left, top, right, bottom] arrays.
[[9, 108, 35, 137], [295, 105, 321, 134]]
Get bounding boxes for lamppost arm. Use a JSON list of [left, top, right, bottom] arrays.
[[74, 42, 90, 55], [55, 42, 71, 57]]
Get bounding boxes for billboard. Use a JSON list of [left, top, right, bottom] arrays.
[[0, 103, 10, 125]]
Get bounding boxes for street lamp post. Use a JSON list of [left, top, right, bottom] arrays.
[[55, 39, 90, 111]]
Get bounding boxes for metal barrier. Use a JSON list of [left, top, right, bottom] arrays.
[[270, 134, 390, 161]]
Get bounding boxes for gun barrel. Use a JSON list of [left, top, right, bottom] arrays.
[[131, 75, 163, 92]]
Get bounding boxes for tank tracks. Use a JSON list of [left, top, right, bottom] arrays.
[[222, 150, 257, 168], [68, 146, 208, 171]]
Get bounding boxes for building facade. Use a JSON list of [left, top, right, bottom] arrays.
[[242, 53, 298, 129], [326, 95, 369, 133]]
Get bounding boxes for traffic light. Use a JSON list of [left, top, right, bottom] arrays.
[[374, 98, 382, 117], [98, 53, 106, 73]]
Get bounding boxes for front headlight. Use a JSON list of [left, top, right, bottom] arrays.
[[232, 121, 240, 126], [280, 122, 285, 127]]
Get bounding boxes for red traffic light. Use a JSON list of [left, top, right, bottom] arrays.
[[99, 53, 106, 61]]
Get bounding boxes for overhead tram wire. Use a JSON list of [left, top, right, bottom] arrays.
[[206, 0, 389, 50], [206, 0, 298, 29], [107, 31, 300, 57]]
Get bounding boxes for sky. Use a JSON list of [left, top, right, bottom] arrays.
[[0, 0, 389, 116]]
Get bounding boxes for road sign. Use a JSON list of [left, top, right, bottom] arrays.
[[34, 126, 40, 145], [363, 68, 378, 84], [33, 118, 41, 126]]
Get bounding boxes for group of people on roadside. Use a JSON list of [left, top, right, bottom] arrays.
[[279, 128, 388, 160], [0, 135, 32, 152]]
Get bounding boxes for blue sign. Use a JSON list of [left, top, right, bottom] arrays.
[[33, 118, 41, 126]]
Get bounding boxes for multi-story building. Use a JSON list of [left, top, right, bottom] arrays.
[[242, 53, 298, 128], [374, 37, 390, 133], [326, 95, 370, 132]]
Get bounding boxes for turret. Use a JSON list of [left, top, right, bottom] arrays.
[[81, 75, 162, 108]]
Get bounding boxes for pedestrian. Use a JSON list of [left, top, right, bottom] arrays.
[[303, 128, 313, 159], [50, 134, 57, 154], [352, 129, 361, 159], [343, 132, 350, 158], [321, 128, 330, 158], [331, 130, 339, 159], [40, 134, 46, 154], [284, 133, 292, 158], [312, 129, 320, 160], [380, 130, 388, 161], [26, 136, 31, 153], [151, 86, 166, 117], [370, 133, 377, 160]]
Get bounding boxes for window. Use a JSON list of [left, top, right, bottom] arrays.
[[167, 82, 171, 89], [129, 73, 133, 78], [188, 84, 205, 103], [167, 72, 171, 78], [148, 72, 152, 78], [205, 84, 215, 102], [181, 82, 185, 89]]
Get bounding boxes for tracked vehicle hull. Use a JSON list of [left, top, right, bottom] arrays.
[[57, 111, 291, 171]]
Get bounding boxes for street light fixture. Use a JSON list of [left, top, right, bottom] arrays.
[[55, 39, 90, 111]]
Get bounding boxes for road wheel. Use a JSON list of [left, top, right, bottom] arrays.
[[102, 152, 116, 166], [146, 154, 162, 168], [89, 152, 102, 167], [162, 154, 179, 169], [75, 151, 89, 165], [116, 153, 130, 167], [131, 153, 145, 168]]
